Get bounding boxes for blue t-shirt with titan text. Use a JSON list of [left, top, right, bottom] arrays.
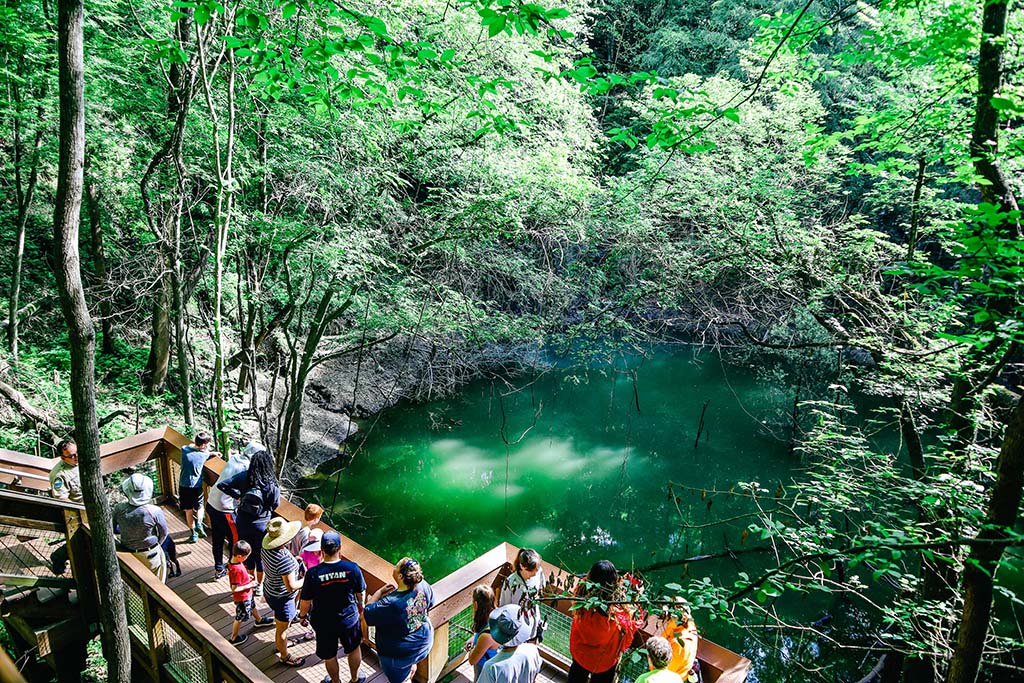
[[179, 445, 210, 488], [363, 582, 435, 658], [299, 559, 366, 627]]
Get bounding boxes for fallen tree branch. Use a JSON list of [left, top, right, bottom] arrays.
[[0, 378, 72, 440]]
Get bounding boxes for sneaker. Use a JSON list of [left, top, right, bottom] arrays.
[[188, 531, 199, 544], [195, 525, 207, 539], [228, 634, 248, 646], [213, 567, 227, 580], [254, 616, 275, 628], [253, 583, 263, 598]]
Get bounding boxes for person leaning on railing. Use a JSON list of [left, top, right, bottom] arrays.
[[364, 557, 435, 683], [567, 560, 643, 683], [206, 443, 254, 579], [498, 548, 545, 643], [114, 473, 170, 583]]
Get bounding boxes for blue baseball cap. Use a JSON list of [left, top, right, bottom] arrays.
[[321, 530, 342, 553]]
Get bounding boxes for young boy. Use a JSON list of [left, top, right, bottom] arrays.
[[635, 636, 684, 683], [228, 540, 273, 645]]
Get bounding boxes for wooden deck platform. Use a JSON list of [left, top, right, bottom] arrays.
[[162, 504, 567, 683]]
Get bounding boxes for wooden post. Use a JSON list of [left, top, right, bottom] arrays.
[[156, 443, 174, 501], [143, 587, 167, 682], [416, 621, 449, 683], [64, 508, 99, 626]]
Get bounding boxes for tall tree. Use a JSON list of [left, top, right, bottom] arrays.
[[51, 0, 131, 679]]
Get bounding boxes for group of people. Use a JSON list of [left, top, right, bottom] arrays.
[[46, 434, 701, 683], [464, 550, 701, 683]]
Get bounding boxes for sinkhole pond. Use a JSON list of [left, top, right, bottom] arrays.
[[300, 345, 889, 680]]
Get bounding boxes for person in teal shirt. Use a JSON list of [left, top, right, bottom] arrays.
[[635, 637, 684, 683]]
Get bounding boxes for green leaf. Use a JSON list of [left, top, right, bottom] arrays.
[[281, 2, 296, 20], [488, 16, 507, 37]]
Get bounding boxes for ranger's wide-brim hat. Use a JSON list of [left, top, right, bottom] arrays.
[[263, 518, 302, 550]]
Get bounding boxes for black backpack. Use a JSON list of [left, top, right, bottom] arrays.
[[238, 485, 265, 517]]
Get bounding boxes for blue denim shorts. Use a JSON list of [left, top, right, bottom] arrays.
[[265, 592, 297, 622], [379, 646, 430, 683]]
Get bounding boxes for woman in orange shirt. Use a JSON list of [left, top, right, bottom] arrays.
[[568, 560, 642, 683]]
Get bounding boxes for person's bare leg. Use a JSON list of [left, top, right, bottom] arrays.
[[325, 656, 341, 683], [230, 619, 241, 641], [184, 509, 194, 529], [346, 646, 362, 682], [276, 620, 289, 659]]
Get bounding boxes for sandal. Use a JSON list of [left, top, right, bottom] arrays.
[[280, 655, 306, 667], [289, 630, 315, 644]]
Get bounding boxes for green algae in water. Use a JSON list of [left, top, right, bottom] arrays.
[[305, 348, 795, 579]]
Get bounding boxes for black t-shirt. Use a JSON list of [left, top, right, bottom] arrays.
[[299, 559, 366, 627]]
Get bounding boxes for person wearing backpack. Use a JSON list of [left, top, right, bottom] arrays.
[[217, 446, 280, 595], [114, 473, 170, 582]]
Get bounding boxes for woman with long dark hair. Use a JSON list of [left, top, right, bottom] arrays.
[[217, 446, 280, 593], [567, 560, 642, 683], [466, 585, 499, 679]]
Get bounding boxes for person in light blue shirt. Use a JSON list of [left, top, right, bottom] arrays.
[[178, 432, 218, 543]]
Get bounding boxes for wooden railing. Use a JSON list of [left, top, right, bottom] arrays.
[[0, 428, 751, 683]]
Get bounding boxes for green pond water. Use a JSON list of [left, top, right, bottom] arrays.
[[302, 346, 821, 675], [307, 346, 797, 577]]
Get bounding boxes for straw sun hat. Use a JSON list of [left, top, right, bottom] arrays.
[[262, 518, 302, 550]]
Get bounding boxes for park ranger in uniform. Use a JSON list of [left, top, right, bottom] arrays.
[[49, 438, 83, 504]]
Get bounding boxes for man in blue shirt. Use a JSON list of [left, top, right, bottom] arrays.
[[298, 531, 367, 683], [179, 432, 219, 543]]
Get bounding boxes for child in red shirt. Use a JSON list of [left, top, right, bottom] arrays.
[[228, 540, 273, 644]]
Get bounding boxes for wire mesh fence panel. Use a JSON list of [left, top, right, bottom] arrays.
[[539, 603, 573, 661], [618, 650, 649, 683], [0, 522, 71, 602], [446, 604, 475, 659], [163, 622, 208, 683], [123, 582, 150, 649]]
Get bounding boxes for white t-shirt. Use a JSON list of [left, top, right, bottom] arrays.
[[499, 570, 544, 640], [478, 643, 542, 683], [206, 453, 250, 513]]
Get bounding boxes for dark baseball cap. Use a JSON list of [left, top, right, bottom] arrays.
[[321, 530, 342, 552]]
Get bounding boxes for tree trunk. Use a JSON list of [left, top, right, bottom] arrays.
[[197, 20, 236, 456], [85, 174, 116, 354], [8, 76, 43, 363], [51, 0, 131, 680], [142, 278, 171, 393], [905, 157, 926, 261], [946, 394, 1024, 683]]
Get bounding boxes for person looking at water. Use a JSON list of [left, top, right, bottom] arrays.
[[261, 517, 305, 667], [364, 557, 435, 683], [290, 502, 324, 558], [499, 548, 544, 642], [464, 585, 499, 679], [635, 637, 683, 683], [217, 445, 279, 594], [567, 560, 642, 683], [179, 431, 219, 543], [114, 473, 169, 583], [661, 602, 700, 683], [206, 443, 253, 579], [297, 530, 366, 683], [477, 604, 543, 683]]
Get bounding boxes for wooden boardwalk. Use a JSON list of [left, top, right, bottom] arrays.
[[162, 504, 567, 683]]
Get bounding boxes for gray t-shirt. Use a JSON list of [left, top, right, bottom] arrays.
[[49, 460, 83, 504], [114, 503, 168, 551], [478, 643, 542, 683]]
